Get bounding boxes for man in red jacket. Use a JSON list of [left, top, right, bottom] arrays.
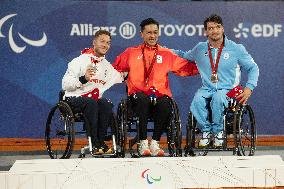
[[113, 18, 198, 156]]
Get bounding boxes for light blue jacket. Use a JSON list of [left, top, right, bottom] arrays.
[[173, 36, 259, 91]]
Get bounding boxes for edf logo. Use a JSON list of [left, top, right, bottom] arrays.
[[234, 23, 282, 38]]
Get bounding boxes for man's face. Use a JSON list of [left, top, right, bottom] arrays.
[[93, 34, 111, 57], [205, 22, 224, 42], [140, 24, 159, 47]]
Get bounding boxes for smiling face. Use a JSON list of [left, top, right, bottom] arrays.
[[140, 24, 159, 47], [93, 34, 111, 57], [205, 21, 224, 43]]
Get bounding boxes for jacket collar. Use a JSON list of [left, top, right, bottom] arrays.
[[142, 43, 159, 50], [81, 48, 105, 62], [207, 35, 227, 49]]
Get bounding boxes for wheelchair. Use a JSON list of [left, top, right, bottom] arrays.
[[45, 91, 120, 159], [184, 98, 256, 156], [116, 95, 183, 158]]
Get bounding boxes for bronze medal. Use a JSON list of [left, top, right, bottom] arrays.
[[211, 73, 218, 83]]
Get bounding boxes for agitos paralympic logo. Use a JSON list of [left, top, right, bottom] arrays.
[[141, 169, 162, 184], [0, 13, 47, 53]]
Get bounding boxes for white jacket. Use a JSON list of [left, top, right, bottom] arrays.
[[62, 48, 123, 99]]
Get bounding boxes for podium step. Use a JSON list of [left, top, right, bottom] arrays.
[[1, 155, 284, 189]]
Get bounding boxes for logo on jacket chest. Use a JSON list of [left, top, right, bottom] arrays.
[[156, 55, 162, 63], [137, 54, 143, 59], [223, 52, 230, 60]]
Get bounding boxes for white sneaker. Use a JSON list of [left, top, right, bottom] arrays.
[[199, 132, 211, 147], [214, 131, 224, 147], [138, 140, 151, 156], [149, 140, 165, 157]]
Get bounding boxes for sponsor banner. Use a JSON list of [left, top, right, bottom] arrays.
[[0, 1, 283, 137]]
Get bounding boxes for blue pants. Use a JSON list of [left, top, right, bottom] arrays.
[[190, 88, 229, 134]]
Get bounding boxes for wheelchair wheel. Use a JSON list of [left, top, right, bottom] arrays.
[[184, 112, 196, 156], [108, 112, 120, 157], [117, 100, 128, 157], [234, 104, 256, 156], [167, 101, 182, 157], [184, 112, 208, 156], [45, 101, 75, 159]]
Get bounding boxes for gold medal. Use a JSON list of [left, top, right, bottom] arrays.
[[211, 73, 218, 83]]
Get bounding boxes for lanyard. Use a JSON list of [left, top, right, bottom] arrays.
[[91, 57, 99, 64], [142, 44, 158, 85], [207, 42, 224, 75]]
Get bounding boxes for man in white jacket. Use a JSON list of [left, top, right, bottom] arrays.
[[62, 30, 123, 154]]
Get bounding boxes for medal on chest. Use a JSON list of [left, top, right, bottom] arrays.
[[208, 42, 224, 83], [210, 73, 218, 83], [142, 44, 158, 86]]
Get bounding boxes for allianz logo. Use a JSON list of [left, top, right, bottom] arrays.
[[70, 21, 136, 39], [0, 14, 47, 53], [233, 23, 282, 38]]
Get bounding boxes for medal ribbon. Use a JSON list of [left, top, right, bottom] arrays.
[[91, 57, 99, 64], [207, 41, 224, 75], [142, 43, 158, 85]]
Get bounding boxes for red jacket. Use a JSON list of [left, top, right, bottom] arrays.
[[113, 44, 198, 97]]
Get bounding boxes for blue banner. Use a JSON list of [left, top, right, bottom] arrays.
[[0, 1, 283, 137]]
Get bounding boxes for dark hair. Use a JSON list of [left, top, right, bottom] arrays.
[[94, 30, 112, 40], [204, 14, 223, 30], [140, 18, 159, 31]]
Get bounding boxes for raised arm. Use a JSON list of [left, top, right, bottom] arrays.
[[172, 49, 194, 61], [171, 52, 199, 76]]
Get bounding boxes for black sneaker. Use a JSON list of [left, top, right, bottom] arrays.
[[100, 141, 113, 154]]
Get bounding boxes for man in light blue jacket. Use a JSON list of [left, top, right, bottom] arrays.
[[173, 14, 259, 147]]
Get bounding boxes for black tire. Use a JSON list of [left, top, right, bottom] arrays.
[[168, 101, 182, 157], [184, 112, 196, 156], [109, 113, 119, 157], [234, 104, 256, 156], [117, 100, 128, 158], [45, 101, 75, 159]]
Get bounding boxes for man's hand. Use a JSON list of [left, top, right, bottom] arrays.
[[237, 87, 252, 105], [85, 66, 96, 81]]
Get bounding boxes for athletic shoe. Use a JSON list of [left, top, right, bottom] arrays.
[[199, 132, 211, 147], [138, 140, 151, 156], [214, 131, 224, 147], [149, 139, 165, 157]]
